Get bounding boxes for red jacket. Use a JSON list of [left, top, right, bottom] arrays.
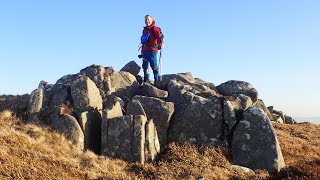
[[141, 20, 162, 52]]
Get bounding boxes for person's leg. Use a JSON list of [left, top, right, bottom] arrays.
[[149, 51, 159, 83], [142, 59, 149, 82], [142, 51, 152, 82]]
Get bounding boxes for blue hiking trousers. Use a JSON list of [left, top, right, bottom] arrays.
[[142, 50, 159, 82]]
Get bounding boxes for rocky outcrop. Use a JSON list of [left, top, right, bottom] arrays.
[[268, 106, 297, 124], [23, 62, 295, 173]]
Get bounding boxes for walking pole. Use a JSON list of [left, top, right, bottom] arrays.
[[159, 49, 162, 82]]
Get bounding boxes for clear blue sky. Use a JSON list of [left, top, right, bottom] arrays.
[[0, 1, 319, 119]]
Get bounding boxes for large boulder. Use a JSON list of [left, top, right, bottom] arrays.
[[141, 82, 168, 99], [71, 75, 103, 112], [232, 107, 285, 173], [51, 114, 84, 151], [120, 60, 141, 76], [27, 89, 45, 123], [101, 115, 147, 164], [110, 71, 140, 104], [79, 64, 106, 92], [48, 85, 70, 109], [101, 116, 132, 160], [55, 74, 80, 86], [28, 89, 44, 115], [284, 115, 296, 124], [156, 73, 196, 90], [49, 74, 80, 109], [126, 100, 147, 117], [168, 79, 223, 147], [216, 80, 259, 103], [102, 95, 123, 119]]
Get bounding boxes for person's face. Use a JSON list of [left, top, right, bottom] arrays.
[[145, 16, 153, 26]]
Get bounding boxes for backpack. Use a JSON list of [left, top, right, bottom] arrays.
[[150, 26, 164, 49]]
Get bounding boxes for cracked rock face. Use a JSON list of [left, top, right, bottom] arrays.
[[132, 96, 174, 151], [231, 107, 285, 173]]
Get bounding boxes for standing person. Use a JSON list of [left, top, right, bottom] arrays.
[[140, 15, 164, 84]]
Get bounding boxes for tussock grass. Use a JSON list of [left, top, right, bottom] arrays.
[[0, 110, 319, 179]]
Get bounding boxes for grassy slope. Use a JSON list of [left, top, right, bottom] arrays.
[[0, 110, 319, 179]]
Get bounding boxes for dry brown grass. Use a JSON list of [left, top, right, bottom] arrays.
[[0, 110, 319, 179], [271, 122, 320, 179], [0, 110, 131, 179], [131, 143, 268, 180]]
